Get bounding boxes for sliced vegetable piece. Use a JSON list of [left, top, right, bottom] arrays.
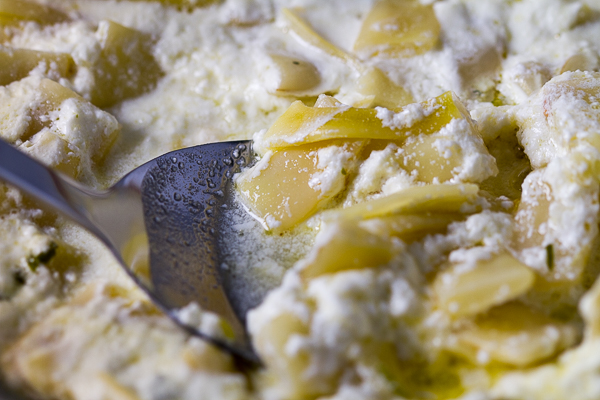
[[360, 213, 465, 242], [256, 91, 471, 154], [331, 183, 479, 221], [513, 170, 552, 251], [513, 157, 599, 280], [0, 46, 76, 86], [0, 77, 120, 177], [268, 53, 321, 94], [541, 71, 600, 154], [299, 221, 393, 280], [401, 134, 461, 184], [0, 0, 68, 25], [451, 302, 580, 366], [91, 20, 163, 108], [236, 141, 363, 231], [281, 8, 362, 71], [313, 94, 342, 108], [0, 77, 77, 143], [353, 0, 440, 58], [433, 253, 535, 318], [354, 67, 413, 109], [559, 53, 597, 74], [36, 79, 119, 163]]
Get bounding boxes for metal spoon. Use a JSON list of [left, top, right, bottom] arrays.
[[0, 138, 259, 365]]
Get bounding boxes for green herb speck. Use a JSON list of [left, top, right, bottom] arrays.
[[27, 242, 58, 271]]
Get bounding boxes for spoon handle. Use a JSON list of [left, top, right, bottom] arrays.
[[0, 138, 263, 366], [0, 139, 103, 237], [0, 139, 151, 257], [0, 138, 68, 203]]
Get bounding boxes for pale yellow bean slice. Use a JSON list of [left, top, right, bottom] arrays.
[[354, 67, 413, 109], [281, 8, 362, 71], [257, 91, 470, 154], [268, 53, 321, 94], [237, 141, 363, 231], [354, 0, 440, 58], [0, 47, 75, 86], [331, 183, 479, 221], [434, 253, 535, 317], [91, 21, 163, 108], [0, 0, 68, 25], [360, 213, 465, 242], [452, 302, 580, 366], [299, 221, 393, 280]]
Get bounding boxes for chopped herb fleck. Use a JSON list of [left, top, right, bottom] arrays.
[[341, 168, 347, 175], [546, 244, 554, 271], [27, 242, 58, 271]]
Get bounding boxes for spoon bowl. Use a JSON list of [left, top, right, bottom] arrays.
[[0, 139, 258, 364]]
